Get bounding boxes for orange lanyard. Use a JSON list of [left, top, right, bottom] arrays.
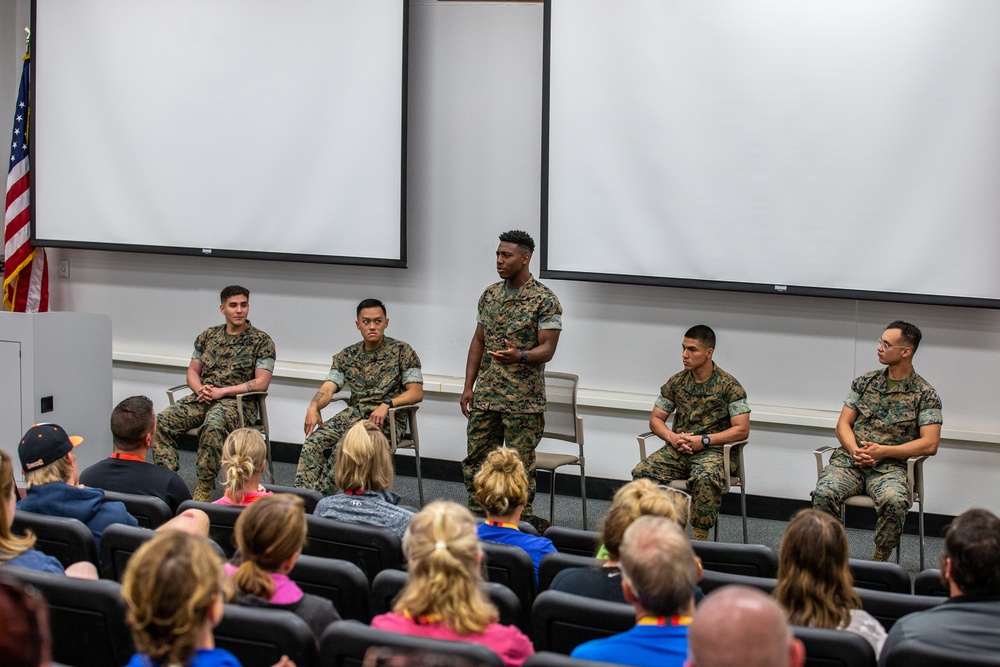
[[637, 615, 692, 626], [402, 609, 442, 625], [485, 521, 519, 530]]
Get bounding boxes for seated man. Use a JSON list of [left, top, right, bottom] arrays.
[[295, 298, 423, 495], [813, 320, 942, 562], [632, 325, 750, 540], [17, 423, 138, 549], [152, 285, 275, 501], [80, 396, 192, 513], [570, 515, 698, 667], [688, 585, 806, 667], [878, 508, 1000, 664]]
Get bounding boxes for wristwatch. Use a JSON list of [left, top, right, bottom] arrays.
[[520, 350, 528, 364], [701, 435, 711, 447], [382, 398, 394, 408]]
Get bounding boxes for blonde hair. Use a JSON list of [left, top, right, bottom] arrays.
[[23, 455, 73, 490], [394, 501, 498, 635], [334, 421, 393, 492], [232, 494, 307, 600], [0, 450, 36, 561], [774, 509, 861, 629], [121, 531, 225, 667], [601, 479, 683, 561], [473, 448, 528, 517], [219, 428, 267, 505]]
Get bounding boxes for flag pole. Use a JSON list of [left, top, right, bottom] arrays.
[[24, 27, 30, 57]]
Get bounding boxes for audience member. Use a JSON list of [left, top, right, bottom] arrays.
[[227, 493, 340, 637], [16, 424, 137, 550], [879, 508, 1000, 664], [152, 285, 275, 502], [0, 571, 51, 667], [295, 298, 423, 496], [79, 395, 193, 513], [550, 479, 692, 604], [215, 428, 272, 506], [121, 530, 294, 667], [570, 516, 696, 667], [774, 509, 886, 653], [313, 420, 414, 538], [1, 449, 97, 578], [688, 585, 805, 667], [474, 447, 555, 580], [370, 501, 534, 667]]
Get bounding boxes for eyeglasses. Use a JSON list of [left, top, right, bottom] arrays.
[[877, 338, 911, 351], [658, 484, 693, 527]]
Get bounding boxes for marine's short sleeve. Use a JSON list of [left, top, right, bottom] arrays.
[[400, 343, 423, 385], [538, 291, 563, 330], [325, 351, 347, 388], [654, 381, 676, 414], [918, 386, 943, 426]]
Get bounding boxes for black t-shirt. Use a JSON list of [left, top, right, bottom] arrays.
[[79, 457, 192, 513]]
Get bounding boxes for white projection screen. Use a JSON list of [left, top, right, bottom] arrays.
[[32, 0, 407, 266], [542, 0, 1000, 307]]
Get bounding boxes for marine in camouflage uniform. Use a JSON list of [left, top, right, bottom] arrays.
[[462, 274, 563, 519], [152, 321, 276, 494], [813, 367, 942, 559], [294, 335, 423, 495], [632, 363, 750, 535]]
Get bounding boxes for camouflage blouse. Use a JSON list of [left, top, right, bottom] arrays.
[[192, 322, 275, 388], [655, 363, 750, 435]]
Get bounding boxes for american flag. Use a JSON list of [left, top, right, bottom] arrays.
[[4, 54, 48, 313]]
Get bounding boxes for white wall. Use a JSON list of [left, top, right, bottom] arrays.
[[6, 0, 999, 517]]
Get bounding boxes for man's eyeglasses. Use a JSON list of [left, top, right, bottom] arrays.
[[877, 339, 911, 351]]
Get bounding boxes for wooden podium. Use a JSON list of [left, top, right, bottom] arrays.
[[0, 312, 112, 475]]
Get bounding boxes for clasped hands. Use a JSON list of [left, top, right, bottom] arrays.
[[852, 440, 884, 467], [671, 432, 706, 455], [196, 384, 222, 403]]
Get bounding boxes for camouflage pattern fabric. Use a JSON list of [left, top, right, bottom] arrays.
[[472, 275, 562, 414], [463, 411, 545, 517], [813, 367, 942, 554], [633, 443, 739, 530], [630, 364, 749, 530], [294, 336, 421, 495], [153, 322, 274, 483]]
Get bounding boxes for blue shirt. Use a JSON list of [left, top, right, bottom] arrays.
[[125, 647, 242, 667], [4, 548, 65, 574], [476, 522, 557, 580], [571, 624, 688, 667]]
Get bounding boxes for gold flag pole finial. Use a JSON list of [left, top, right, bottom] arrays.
[[24, 26, 31, 56]]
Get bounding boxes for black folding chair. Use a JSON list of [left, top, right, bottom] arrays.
[[531, 590, 635, 655], [792, 626, 876, 667], [176, 499, 244, 557], [319, 620, 504, 667], [12, 510, 100, 569], [304, 514, 404, 583], [290, 554, 373, 622], [101, 490, 173, 529], [215, 604, 319, 667]]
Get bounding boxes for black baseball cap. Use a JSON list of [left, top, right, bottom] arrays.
[[18, 424, 83, 473]]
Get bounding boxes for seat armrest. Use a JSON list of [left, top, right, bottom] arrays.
[[907, 455, 928, 503], [166, 383, 191, 405], [235, 391, 268, 428], [387, 404, 420, 452], [814, 445, 838, 479], [637, 431, 657, 461], [721, 440, 748, 487]]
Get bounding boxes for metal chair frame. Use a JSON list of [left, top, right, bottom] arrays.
[[535, 371, 587, 528]]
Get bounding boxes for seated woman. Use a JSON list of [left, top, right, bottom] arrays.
[[549, 479, 695, 604], [773, 508, 887, 654], [227, 493, 340, 637], [215, 429, 272, 506], [313, 420, 414, 538], [0, 449, 97, 579], [473, 447, 556, 580], [370, 500, 534, 667]]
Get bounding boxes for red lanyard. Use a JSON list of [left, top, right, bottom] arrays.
[[402, 609, 442, 625], [343, 489, 366, 495], [485, 521, 519, 530], [111, 452, 146, 462], [637, 615, 692, 626]]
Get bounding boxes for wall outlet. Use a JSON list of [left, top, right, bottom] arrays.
[[58, 260, 70, 278]]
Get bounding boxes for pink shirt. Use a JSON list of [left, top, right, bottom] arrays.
[[223, 563, 304, 604], [370, 612, 534, 667], [213, 487, 272, 506]]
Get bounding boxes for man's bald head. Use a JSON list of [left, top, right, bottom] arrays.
[[687, 586, 805, 667]]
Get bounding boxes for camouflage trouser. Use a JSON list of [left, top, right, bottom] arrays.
[[152, 396, 258, 484], [631, 443, 737, 531], [293, 405, 404, 496], [813, 459, 911, 555], [463, 410, 544, 518]]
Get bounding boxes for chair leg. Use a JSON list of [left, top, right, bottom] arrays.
[[413, 448, 424, 508], [580, 469, 588, 531], [740, 488, 748, 544], [918, 500, 925, 571], [265, 435, 275, 484], [548, 470, 557, 526]]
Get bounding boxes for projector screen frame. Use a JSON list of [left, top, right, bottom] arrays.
[[539, 0, 1000, 310], [28, 0, 410, 270]]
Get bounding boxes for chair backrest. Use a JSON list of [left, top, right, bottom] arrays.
[[698, 569, 778, 595], [882, 639, 1000, 667], [692, 540, 779, 578], [912, 569, 949, 597], [263, 484, 324, 514], [848, 558, 911, 593], [524, 652, 623, 667], [854, 588, 943, 631], [304, 514, 405, 583], [215, 604, 319, 667], [5, 565, 135, 667], [388, 404, 419, 455], [531, 590, 635, 655], [319, 620, 505, 667], [792, 626, 877, 667], [543, 372, 583, 445], [12, 510, 100, 569], [101, 489, 173, 529], [176, 499, 244, 557], [479, 541, 537, 609], [99, 523, 157, 580], [543, 526, 600, 557], [290, 554, 373, 622], [538, 552, 603, 592], [370, 569, 528, 632]]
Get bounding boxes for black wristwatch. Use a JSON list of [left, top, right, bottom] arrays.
[[520, 350, 528, 364], [701, 435, 711, 447], [383, 398, 394, 408]]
